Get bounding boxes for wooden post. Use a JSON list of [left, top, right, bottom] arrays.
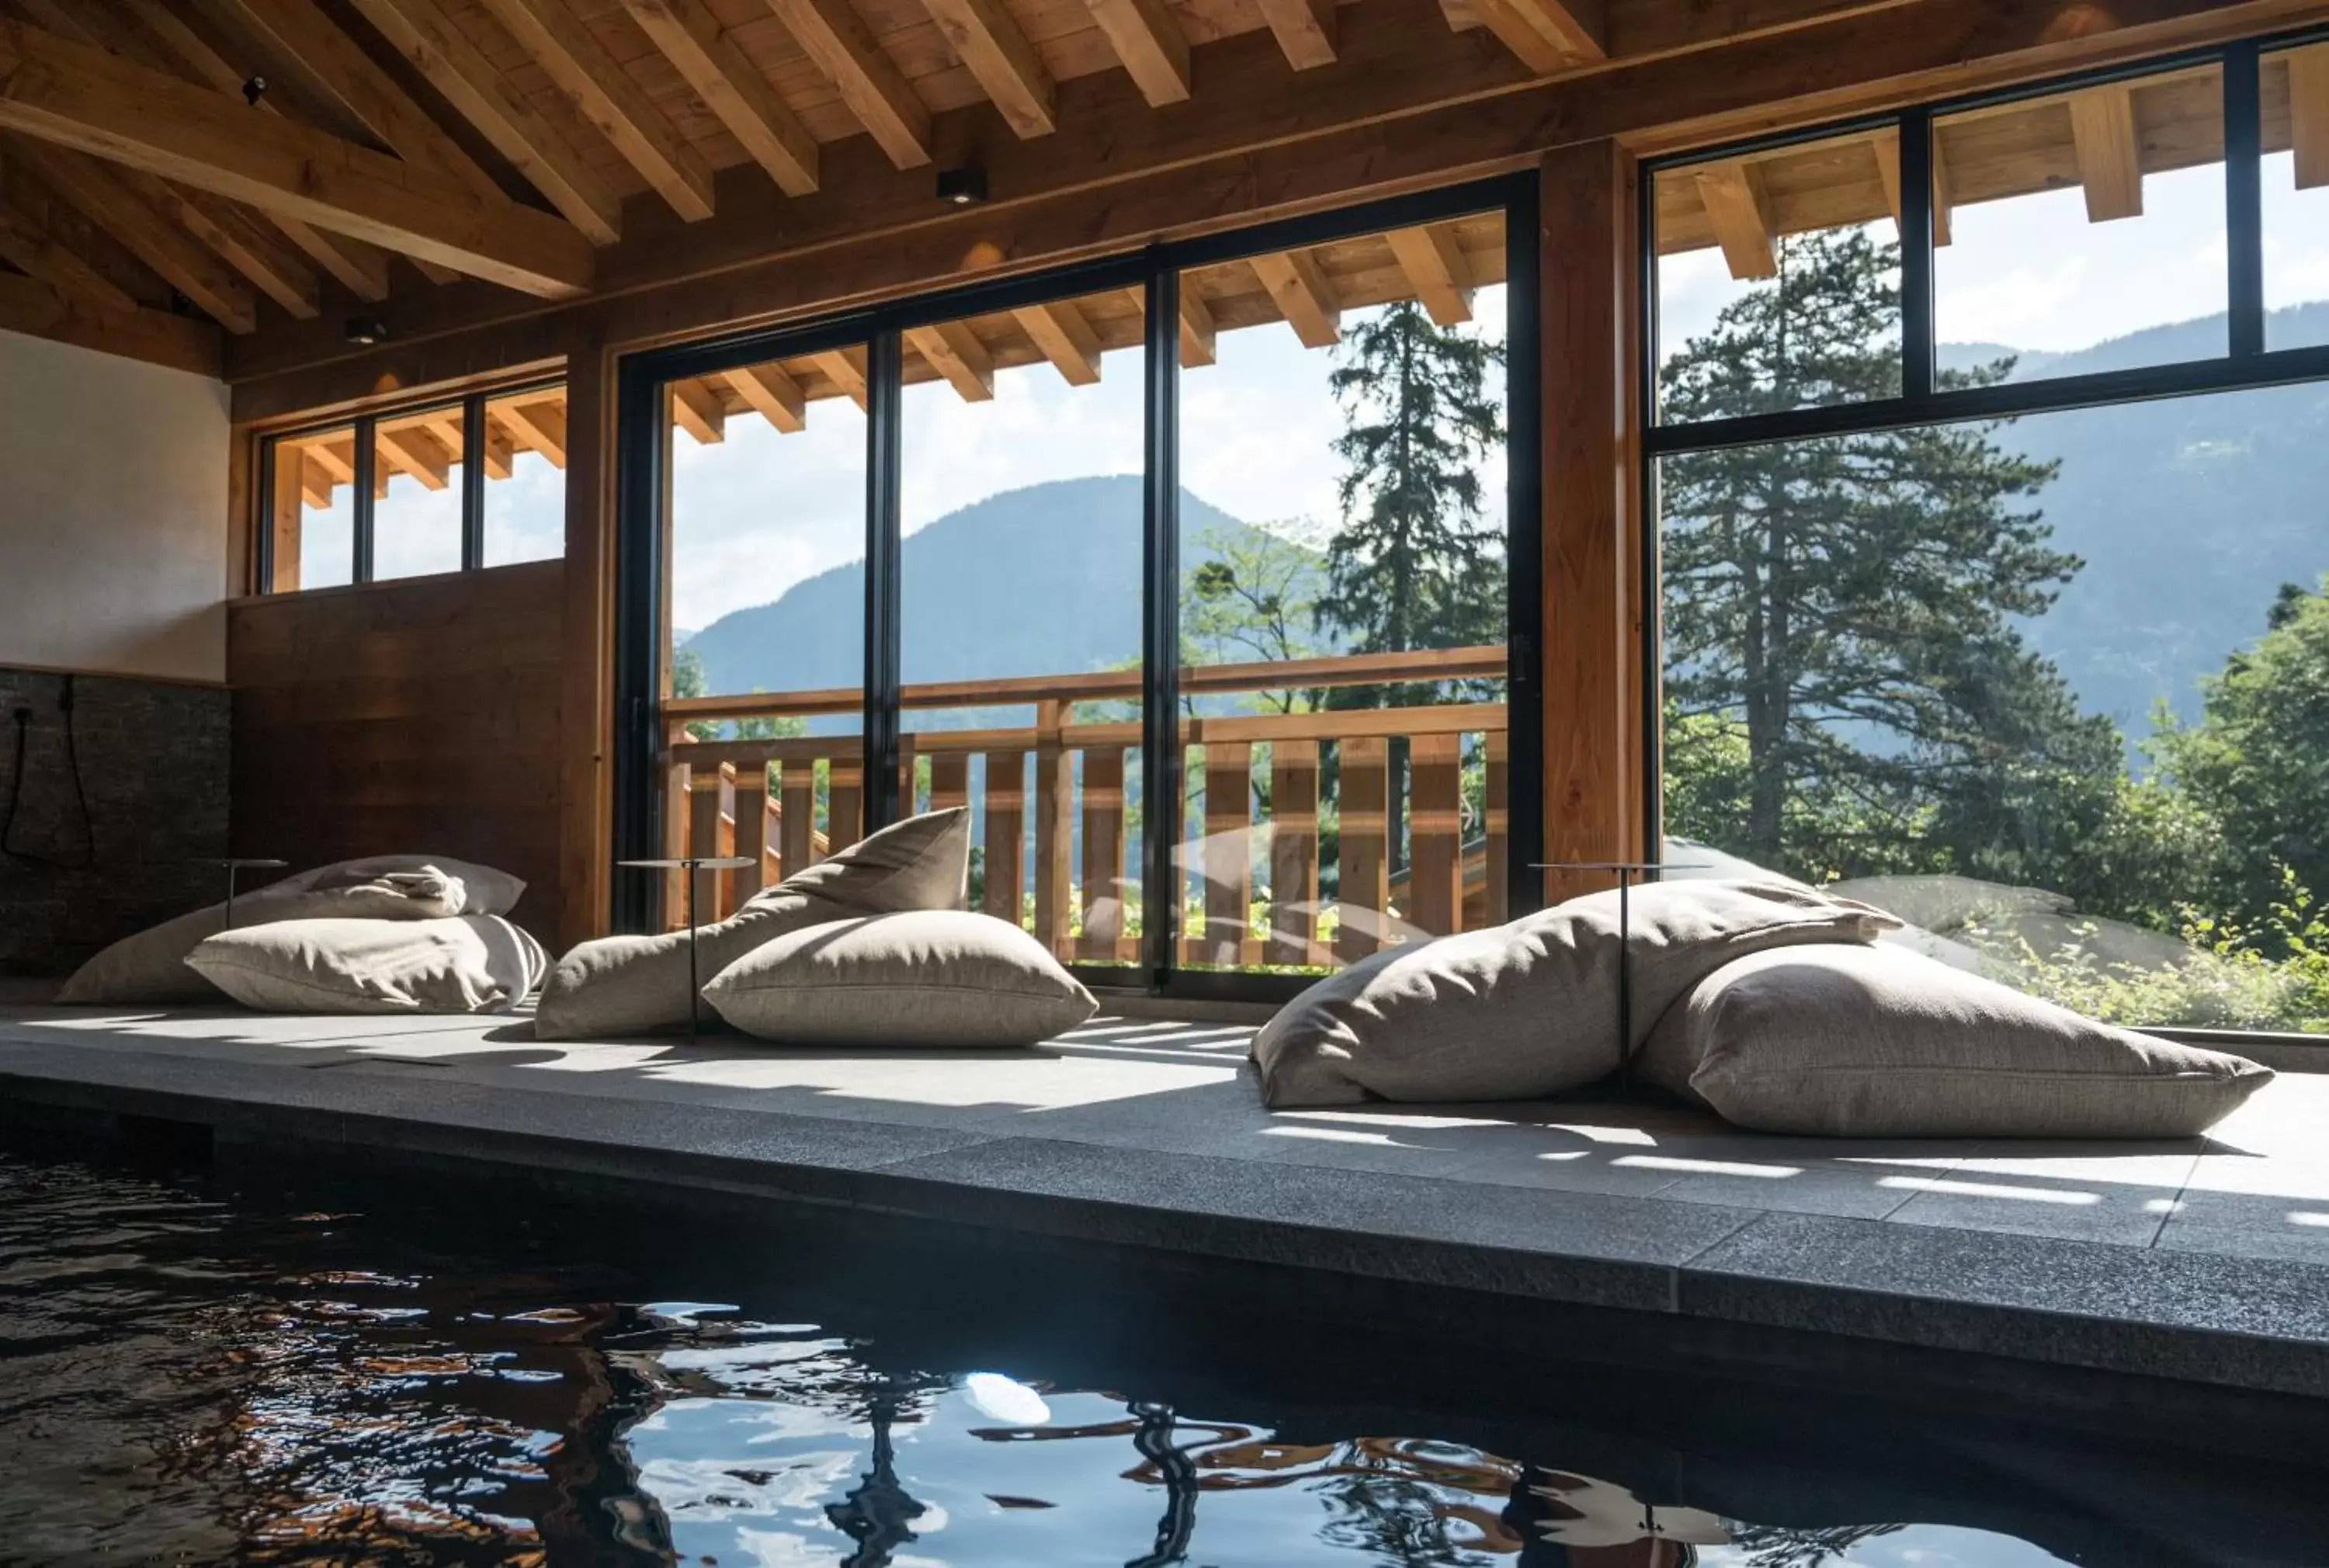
[[1484, 727, 1509, 928], [1268, 738, 1321, 967], [983, 749, 1027, 926], [267, 442, 304, 591], [1202, 739, 1254, 966], [1032, 699, 1074, 959], [1335, 735, 1390, 961], [1540, 139, 1647, 907], [558, 331, 614, 951], [1078, 744, 1128, 963], [1407, 731, 1463, 936]]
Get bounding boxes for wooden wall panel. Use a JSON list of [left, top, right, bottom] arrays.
[[227, 560, 567, 938]]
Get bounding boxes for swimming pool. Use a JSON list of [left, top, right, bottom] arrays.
[[2, 1135, 2323, 1566]]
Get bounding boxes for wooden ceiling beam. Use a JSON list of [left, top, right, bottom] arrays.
[[1178, 285, 1217, 367], [1250, 249, 1340, 348], [2067, 81, 2143, 221], [0, 187, 139, 314], [1385, 223, 1473, 324], [1466, 0, 1603, 75], [918, 0, 1055, 138], [376, 425, 451, 488], [345, 0, 624, 244], [0, 21, 595, 297], [5, 139, 259, 331], [620, 0, 819, 197], [763, 0, 931, 169], [494, 396, 567, 466], [154, 182, 323, 321], [300, 454, 334, 508], [1012, 300, 1103, 384], [0, 266, 220, 374], [476, 0, 717, 221], [2292, 43, 2329, 190], [1085, 0, 1190, 107], [299, 435, 359, 483], [669, 376, 727, 442], [813, 345, 870, 409], [906, 321, 995, 400], [723, 363, 807, 431], [1255, 0, 1337, 70], [1694, 158, 1777, 278]]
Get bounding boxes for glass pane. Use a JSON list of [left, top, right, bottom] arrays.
[[1178, 214, 1511, 974], [1655, 129, 1904, 421], [2264, 45, 2329, 350], [1933, 65, 2227, 381], [481, 385, 567, 566], [1659, 383, 2329, 1036], [899, 289, 1148, 967], [371, 406, 463, 581], [265, 426, 355, 591], [661, 351, 869, 927]]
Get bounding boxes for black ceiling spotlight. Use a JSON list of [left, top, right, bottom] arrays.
[[936, 165, 987, 207], [344, 316, 389, 346], [242, 75, 267, 107]]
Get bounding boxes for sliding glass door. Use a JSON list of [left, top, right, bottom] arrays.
[[615, 178, 1538, 994]]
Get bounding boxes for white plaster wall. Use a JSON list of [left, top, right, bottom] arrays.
[[0, 328, 231, 682]]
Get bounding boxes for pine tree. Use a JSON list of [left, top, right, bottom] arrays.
[[1659, 225, 2121, 878], [1318, 300, 1505, 706]]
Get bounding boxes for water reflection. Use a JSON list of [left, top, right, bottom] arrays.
[[0, 1147, 2319, 1567]]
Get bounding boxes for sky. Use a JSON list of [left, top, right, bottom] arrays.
[[328, 147, 2329, 654]]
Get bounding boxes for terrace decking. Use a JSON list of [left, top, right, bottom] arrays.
[[2, 994, 2326, 1402]]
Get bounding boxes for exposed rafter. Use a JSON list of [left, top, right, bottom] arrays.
[[813, 345, 870, 409], [477, 0, 717, 221], [2293, 43, 2329, 191], [1013, 300, 1102, 385], [6, 139, 259, 332], [2067, 81, 2142, 222], [0, 194, 137, 314], [1693, 158, 1776, 279], [1385, 223, 1472, 324], [493, 396, 567, 466], [1465, 0, 1603, 75], [723, 363, 807, 431], [0, 266, 219, 374], [0, 20, 595, 297], [906, 321, 995, 400], [345, 0, 625, 244], [1250, 248, 1340, 347], [1084, 0, 1189, 108], [1178, 286, 1217, 367], [670, 376, 728, 442], [764, 0, 931, 169], [918, 0, 1055, 139], [620, 0, 819, 197], [1255, 0, 1336, 70], [376, 425, 451, 488]]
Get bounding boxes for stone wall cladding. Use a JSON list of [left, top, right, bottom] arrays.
[[0, 668, 228, 976]]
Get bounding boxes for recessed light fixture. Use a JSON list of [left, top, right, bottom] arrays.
[[344, 316, 389, 346], [936, 166, 987, 206]]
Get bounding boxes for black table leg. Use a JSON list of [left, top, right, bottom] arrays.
[[686, 862, 699, 1046], [1616, 869, 1633, 1090]]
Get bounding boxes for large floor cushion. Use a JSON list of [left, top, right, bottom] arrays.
[[1637, 942, 2274, 1137], [703, 911, 1097, 1046], [186, 916, 547, 1015], [55, 859, 502, 1005], [534, 807, 970, 1039], [1251, 879, 1900, 1108]]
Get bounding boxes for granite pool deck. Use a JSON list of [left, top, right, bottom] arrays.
[[2, 995, 2326, 1399]]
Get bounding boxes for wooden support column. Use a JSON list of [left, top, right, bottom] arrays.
[[1539, 138, 1647, 907], [557, 332, 613, 950]]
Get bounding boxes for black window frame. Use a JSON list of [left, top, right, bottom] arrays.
[[256, 375, 565, 591], [613, 175, 1543, 1000]]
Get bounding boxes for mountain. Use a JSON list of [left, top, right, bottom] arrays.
[[686, 476, 1283, 702]]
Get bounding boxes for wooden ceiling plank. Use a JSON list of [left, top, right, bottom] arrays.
[[670, 376, 727, 442], [476, 0, 717, 221], [5, 140, 260, 332], [905, 321, 994, 399], [723, 363, 807, 431], [0, 21, 595, 298], [1385, 223, 1473, 324], [1694, 158, 1777, 279], [1255, 0, 1336, 70], [344, 0, 624, 245], [2293, 43, 2329, 191], [918, 0, 1056, 139], [0, 194, 139, 314], [813, 345, 870, 408], [763, 0, 932, 169], [1012, 299, 1102, 383], [376, 425, 451, 488], [1084, 0, 1189, 107], [1465, 0, 1603, 75], [1249, 249, 1340, 348], [2067, 81, 2143, 221], [1178, 285, 1217, 367], [620, 0, 819, 197]]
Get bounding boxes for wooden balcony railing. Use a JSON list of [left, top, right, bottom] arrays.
[[661, 645, 1508, 971]]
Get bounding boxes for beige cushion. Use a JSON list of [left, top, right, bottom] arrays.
[[272, 853, 526, 916], [534, 808, 971, 1039], [185, 915, 548, 1015], [55, 863, 484, 1005], [1251, 880, 1900, 1108], [1637, 942, 2274, 1138], [703, 911, 1097, 1046]]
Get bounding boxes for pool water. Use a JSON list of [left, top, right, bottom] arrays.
[[2, 1140, 2324, 1567]]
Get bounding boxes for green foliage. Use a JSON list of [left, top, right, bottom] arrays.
[[1181, 522, 1331, 713], [670, 646, 807, 744]]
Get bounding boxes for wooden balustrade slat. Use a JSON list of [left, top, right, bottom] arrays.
[[1268, 739, 1321, 968], [928, 751, 969, 813], [779, 761, 817, 881], [686, 761, 739, 921], [827, 755, 865, 852], [663, 758, 692, 929], [733, 764, 769, 904], [1032, 700, 1074, 959], [982, 750, 1027, 926], [1484, 729, 1508, 930], [1200, 743, 1255, 967], [1078, 744, 1130, 964], [1409, 732, 1463, 938], [1336, 736, 1390, 963]]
